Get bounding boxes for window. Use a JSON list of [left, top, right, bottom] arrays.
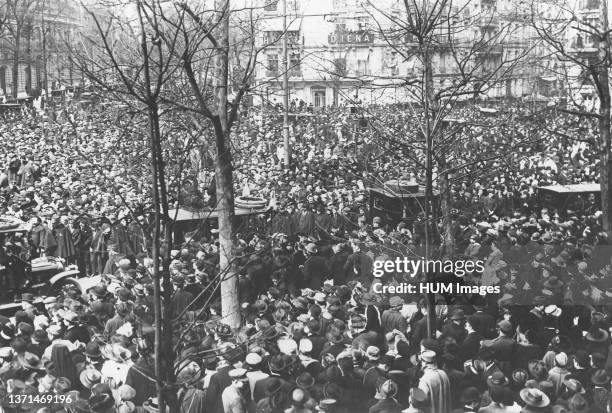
[[357, 59, 370, 76], [267, 54, 279, 76], [289, 53, 301, 75], [287, 0, 299, 11], [264, 0, 278, 11], [313, 90, 326, 107]]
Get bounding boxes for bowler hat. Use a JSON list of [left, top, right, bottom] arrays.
[[487, 371, 508, 387]]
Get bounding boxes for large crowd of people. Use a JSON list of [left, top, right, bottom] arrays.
[[0, 99, 610, 413]]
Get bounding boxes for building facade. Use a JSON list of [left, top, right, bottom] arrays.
[[0, 0, 90, 99], [253, 0, 557, 107]]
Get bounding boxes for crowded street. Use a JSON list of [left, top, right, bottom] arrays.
[[0, 0, 612, 412], [0, 94, 610, 413]]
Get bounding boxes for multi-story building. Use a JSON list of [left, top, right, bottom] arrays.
[[0, 0, 91, 99], [253, 0, 557, 107], [565, 0, 603, 106]]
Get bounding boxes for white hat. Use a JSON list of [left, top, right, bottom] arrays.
[[277, 338, 298, 355], [228, 368, 247, 379], [299, 338, 313, 353], [245, 353, 262, 365], [420, 350, 436, 363]]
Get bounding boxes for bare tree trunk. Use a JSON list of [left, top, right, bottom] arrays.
[[439, 155, 454, 257], [423, 46, 436, 338], [147, 104, 164, 410], [136, 2, 175, 410], [215, 0, 240, 328], [152, 104, 177, 410]]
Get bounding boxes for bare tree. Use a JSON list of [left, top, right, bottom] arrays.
[[156, 0, 272, 328], [71, 0, 182, 408], [331, 0, 537, 336], [531, 0, 612, 234], [70, 0, 277, 409]]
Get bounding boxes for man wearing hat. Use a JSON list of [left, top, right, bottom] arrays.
[[169, 275, 194, 319], [344, 240, 373, 283], [469, 302, 496, 339], [402, 387, 428, 413], [548, 352, 570, 396], [286, 387, 310, 413], [301, 242, 328, 290], [480, 320, 517, 372], [360, 348, 390, 398], [255, 376, 288, 412], [245, 352, 268, 399], [222, 368, 253, 413], [418, 350, 451, 413], [381, 296, 408, 335], [450, 386, 481, 413], [369, 379, 401, 413], [442, 309, 468, 343], [253, 355, 292, 403], [522, 297, 546, 347]]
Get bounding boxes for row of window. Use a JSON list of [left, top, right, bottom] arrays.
[[264, 0, 397, 12], [266, 53, 302, 73], [265, 54, 374, 76]]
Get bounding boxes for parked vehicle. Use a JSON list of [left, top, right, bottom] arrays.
[[538, 183, 600, 212]]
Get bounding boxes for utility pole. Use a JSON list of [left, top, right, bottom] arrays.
[[282, 0, 290, 166]]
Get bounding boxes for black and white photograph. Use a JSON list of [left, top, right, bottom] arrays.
[[0, 0, 611, 412]]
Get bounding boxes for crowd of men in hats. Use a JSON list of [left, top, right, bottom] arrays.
[[0, 101, 611, 413]]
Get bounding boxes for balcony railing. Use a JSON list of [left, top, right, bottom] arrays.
[[265, 70, 279, 77]]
